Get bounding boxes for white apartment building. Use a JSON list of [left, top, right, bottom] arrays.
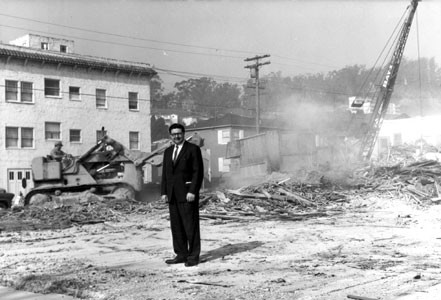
[[0, 34, 156, 195]]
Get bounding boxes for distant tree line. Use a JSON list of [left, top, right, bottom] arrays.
[[151, 57, 441, 120]]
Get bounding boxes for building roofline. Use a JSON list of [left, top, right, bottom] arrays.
[[0, 43, 157, 76], [186, 124, 283, 131]]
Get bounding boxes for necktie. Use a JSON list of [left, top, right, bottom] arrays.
[[172, 146, 178, 163]]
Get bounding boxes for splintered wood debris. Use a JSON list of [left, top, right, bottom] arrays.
[[198, 179, 348, 221], [0, 197, 158, 232], [2, 158, 441, 231]]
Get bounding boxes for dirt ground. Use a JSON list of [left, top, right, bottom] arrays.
[[1, 192, 441, 300]]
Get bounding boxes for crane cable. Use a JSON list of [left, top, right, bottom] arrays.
[[349, 4, 409, 128], [416, 10, 424, 154], [354, 6, 408, 101]]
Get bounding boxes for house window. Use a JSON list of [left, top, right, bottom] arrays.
[[218, 157, 231, 172], [44, 78, 60, 97], [5, 80, 33, 102], [96, 89, 107, 108], [217, 129, 230, 145], [69, 86, 81, 101], [96, 130, 107, 142], [41, 42, 48, 50], [45, 122, 61, 140], [60, 45, 67, 53], [5, 80, 18, 101], [69, 129, 81, 143], [129, 92, 138, 110], [5, 127, 34, 148], [129, 131, 139, 150], [232, 129, 244, 140]]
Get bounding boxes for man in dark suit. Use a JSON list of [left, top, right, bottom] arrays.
[[161, 123, 204, 267]]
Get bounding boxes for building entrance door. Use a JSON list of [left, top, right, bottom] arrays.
[[7, 169, 33, 196]]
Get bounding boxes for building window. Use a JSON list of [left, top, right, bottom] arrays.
[[60, 45, 67, 53], [96, 89, 107, 108], [5, 127, 34, 148], [41, 42, 48, 50], [44, 78, 60, 97], [5, 127, 18, 148], [69, 129, 81, 143], [96, 130, 107, 142], [393, 133, 402, 146], [21, 127, 34, 148], [218, 157, 231, 172], [5, 80, 18, 101], [378, 137, 390, 154], [45, 122, 61, 140], [129, 92, 139, 110], [69, 86, 81, 101], [5, 80, 33, 103], [21, 82, 33, 102], [217, 129, 230, 145], [129, 131, 139, 150]]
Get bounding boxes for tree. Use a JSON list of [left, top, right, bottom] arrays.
[[150, 75, 168, 109], [163, 77, 242, 116], [151, 116, 169, 141]]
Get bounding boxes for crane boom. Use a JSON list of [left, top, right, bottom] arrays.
[[359, 0, 420, 160]]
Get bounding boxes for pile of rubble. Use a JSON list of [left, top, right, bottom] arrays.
[[377, 143, 440, 166], [359, 159, 441, 204], [0, 192, 157, 232], [199, 158, 441, 221], [198, 175, 350, 221], [3, 156, 441, 231]]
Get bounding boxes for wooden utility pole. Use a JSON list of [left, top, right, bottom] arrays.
[[244, 55, 270, 134]]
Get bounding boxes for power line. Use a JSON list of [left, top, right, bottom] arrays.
[[0, 12, 264, 56], [271, 54, 340, 70], [0, 24, 246, 60], [0, 13, 344, 75], [155, 68, 248, 84], [0, 83, 151, 102]]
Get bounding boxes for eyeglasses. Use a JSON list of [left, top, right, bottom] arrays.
[[170, 132, 183, 137]]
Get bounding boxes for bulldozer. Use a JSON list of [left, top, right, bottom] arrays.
[[23, 135, 172, 205]]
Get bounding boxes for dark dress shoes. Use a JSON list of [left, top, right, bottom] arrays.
[[185, 261, 198, 267], [165, 257, 186, 264]]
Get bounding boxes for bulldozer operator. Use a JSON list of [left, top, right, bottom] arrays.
[[49, 141, 75, 170], [50, 141, 67, 161]]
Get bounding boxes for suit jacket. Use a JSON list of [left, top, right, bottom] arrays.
[[161, 141, 204, 203]]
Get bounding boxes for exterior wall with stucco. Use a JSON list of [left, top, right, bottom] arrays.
[[9, 34, 75, 53], [0, 44, 153, 195]]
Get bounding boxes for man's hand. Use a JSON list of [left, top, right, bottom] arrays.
[[161, 195, 169, 203], [186, 193, 195, 202]]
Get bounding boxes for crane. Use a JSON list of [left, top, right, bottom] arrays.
[[358, 0, 421, 160]]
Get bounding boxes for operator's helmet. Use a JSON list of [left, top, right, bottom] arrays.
[[55, 141, 63, 147]]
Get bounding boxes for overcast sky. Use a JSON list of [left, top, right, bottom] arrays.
[[1, 0, 440, 91]]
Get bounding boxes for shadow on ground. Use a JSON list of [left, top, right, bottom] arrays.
[[200, 241, 264, 263]]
